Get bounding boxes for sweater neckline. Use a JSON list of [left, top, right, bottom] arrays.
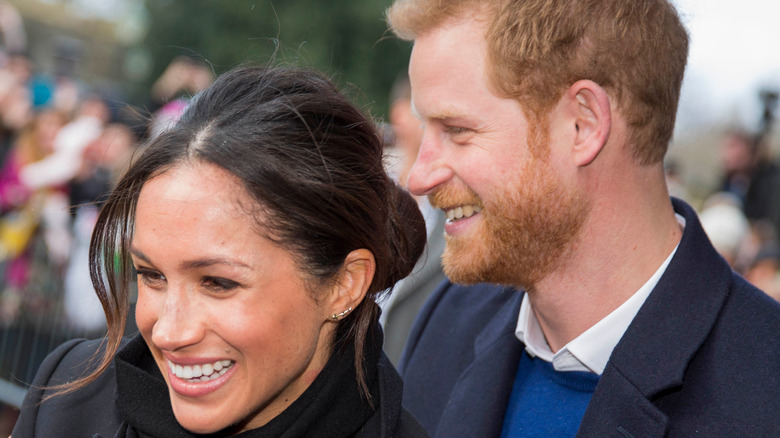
[[523, 352, 599, 393]]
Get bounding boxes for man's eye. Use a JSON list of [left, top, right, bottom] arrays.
[[445, 125, 471, 136], [202, 277, 240, 292]]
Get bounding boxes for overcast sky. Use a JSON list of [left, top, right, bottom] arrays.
[[675, 0, 780, 136]]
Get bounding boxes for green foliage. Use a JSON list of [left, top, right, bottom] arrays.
[[141, 0, 411, 118]]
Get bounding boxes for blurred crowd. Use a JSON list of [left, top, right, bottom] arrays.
[[0, 51, 129, 335], [694, 126, 780, 302], [0, 51, 215, 333], [0, 37, 214, 411]]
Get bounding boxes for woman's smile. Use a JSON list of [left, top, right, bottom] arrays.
[[165, 358, 238, 398]]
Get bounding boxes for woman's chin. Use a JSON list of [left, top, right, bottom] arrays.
[[175, 414, 231, 435], [170, 400, 235, 435]]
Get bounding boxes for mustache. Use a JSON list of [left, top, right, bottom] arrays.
[[428, 185, 483, 210]]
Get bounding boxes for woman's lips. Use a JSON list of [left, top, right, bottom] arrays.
[[166, 358, 238, 398]]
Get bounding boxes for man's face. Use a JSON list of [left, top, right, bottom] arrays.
[[407, 16, 589, 289]]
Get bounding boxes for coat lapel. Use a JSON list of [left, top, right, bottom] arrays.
[[434, 291, 524, 438], [578, 198, 732, 437], [578, 363, 670, 437]]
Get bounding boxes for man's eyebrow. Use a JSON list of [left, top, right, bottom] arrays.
[[429, 113, 480, 130], [423, 106, 474, 124]]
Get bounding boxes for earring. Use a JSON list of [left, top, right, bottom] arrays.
[[328, 307, 353, 321]]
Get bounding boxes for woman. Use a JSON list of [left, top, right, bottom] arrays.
[[13, 67, 429, 437]]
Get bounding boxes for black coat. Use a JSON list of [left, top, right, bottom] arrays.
[[13, 325, 428, 438], [399, 198, 780, 437]]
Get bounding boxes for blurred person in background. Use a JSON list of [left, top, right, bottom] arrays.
[[20, 94, 108, 191], [714, 129, 780, 300], [0, 52, 33, 159], [719, 129, 780, 242], [379, 72, 446, 364], [0, 1, 26, 57], [64, 122, 137, 337], [745, 244, 780, 302], [719, 130, 756, 203], [0, 108, 66, 324], [698, 192, 750, 268], [148, 56, 214, 139]]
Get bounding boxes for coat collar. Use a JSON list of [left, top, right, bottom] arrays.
[[578, 198, 733, 437]]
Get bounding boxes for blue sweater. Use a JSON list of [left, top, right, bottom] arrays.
[[500, 351, 600, 437]]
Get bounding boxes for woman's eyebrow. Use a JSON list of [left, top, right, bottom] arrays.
[[131, 247, 251, 270], [180, 257, 251, 270], [129, 247, 150, 264]]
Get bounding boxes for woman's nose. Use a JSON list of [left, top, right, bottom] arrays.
[[150, 285, 204, 351]]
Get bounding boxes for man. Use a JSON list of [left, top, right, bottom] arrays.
[[386, 0, 780, 436]]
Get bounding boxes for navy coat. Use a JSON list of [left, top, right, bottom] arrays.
[[399, 198, 780, 437]]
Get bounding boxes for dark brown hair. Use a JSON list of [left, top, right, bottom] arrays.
[[69, 66, 426, 400]]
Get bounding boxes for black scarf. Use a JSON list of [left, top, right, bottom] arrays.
[[113, 327, 381, 438]]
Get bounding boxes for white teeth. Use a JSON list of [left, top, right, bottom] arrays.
[[446, 205, 482, 222], [168, 359, 234, 382]]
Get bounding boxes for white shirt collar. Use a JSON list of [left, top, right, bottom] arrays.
[[515, 214, 685, 374]]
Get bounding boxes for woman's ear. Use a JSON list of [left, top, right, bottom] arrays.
[[566, 79, 611, 167], [325, 248, 375, 321]]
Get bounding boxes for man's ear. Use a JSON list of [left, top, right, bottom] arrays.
[[566, 80, 611, 167], [325, 249, 375, 321]]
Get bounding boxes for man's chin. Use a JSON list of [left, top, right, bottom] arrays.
[[441, 238, 495, 285], [440, 233, 538, 289]]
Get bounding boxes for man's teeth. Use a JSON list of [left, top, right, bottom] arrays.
[[168, 359, 233, 382], [446, 205, 482, 222]]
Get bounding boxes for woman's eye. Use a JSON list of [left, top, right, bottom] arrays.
[[134, 267, 166, 287], [202, 277, 239, 292]]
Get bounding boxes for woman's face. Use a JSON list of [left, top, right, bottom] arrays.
[[132, 162, 336, 434]]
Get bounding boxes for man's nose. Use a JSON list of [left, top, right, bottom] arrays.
[[407, 130, 453, 196]]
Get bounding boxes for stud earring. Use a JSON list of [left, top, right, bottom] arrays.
[[328, 307, 353, 321]]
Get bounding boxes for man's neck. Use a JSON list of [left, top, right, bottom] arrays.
[[527, 170, 682, 352]]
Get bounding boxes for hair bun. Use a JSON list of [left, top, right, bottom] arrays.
[[383, 180, 427, 290]]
